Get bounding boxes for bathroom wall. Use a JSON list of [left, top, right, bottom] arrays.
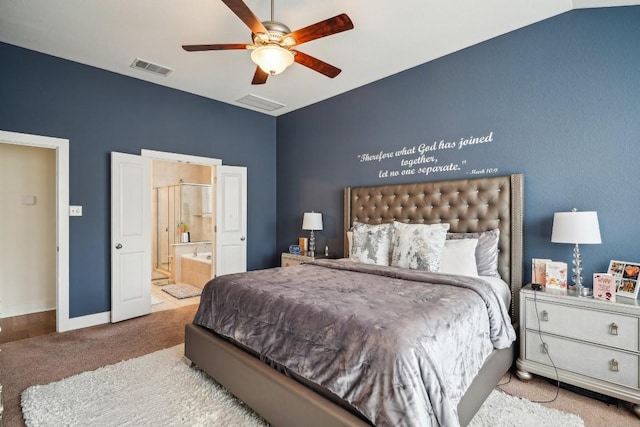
[[0, 143, 56, 317], [152, 160, 212, 187]]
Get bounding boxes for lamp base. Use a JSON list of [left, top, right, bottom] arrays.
[[573, 285, 593, 298], [308, 230, 316, 258]]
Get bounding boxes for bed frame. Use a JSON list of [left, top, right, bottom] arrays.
[[185, 174, 524, 427]]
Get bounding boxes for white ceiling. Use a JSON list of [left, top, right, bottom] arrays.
[[0, 0, 636, 116]]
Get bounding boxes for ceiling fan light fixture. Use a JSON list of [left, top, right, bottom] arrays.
[[251, 45, 294, 75]]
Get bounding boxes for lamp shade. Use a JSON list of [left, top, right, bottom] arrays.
[[551, 211, 601, 244], [250, 45, 294, 75], [302, 212, 323, 231]]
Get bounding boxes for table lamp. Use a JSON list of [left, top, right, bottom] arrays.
[[551, 209, 602, 296], [302, 212, 323, 257]]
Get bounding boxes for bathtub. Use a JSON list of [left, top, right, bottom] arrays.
[[183, 252, 212, 263], [181, 252, 214, 289]]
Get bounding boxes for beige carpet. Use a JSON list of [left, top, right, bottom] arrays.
[[1, 304, 638, 427]]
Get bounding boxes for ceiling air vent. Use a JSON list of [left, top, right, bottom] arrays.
[[130, 58, 173, 77], [236, 94, 285, 112]]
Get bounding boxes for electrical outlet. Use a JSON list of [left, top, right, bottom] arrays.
[[69, 205, 83, 216]]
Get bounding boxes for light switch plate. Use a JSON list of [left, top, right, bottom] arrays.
[[21, 195, 36, 205], [69, 205, 83, 216]]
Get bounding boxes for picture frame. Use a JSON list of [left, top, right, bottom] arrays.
[[531, 258, 551, 286], [289, 244, 301, 255], [607, 260, 640, 299], [298, 237, 308, 254], [593, 273, 616, 301], [545, 260, 567, 291]]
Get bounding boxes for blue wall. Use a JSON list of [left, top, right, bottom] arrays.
[[0, 43, 277, 318], [276, 7, 640, 285]]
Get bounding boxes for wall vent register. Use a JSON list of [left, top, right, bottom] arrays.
[[130, 58, 173, 76]]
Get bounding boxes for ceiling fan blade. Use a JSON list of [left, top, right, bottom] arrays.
[[182, 43, 248, 52], [292, 50, 341, 78], [286, 14, 353, 45], [251, 66, 269, 85], [221, 0, 268, 36]]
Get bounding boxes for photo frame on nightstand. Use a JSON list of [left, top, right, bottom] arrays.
[[289, 245, 301, 255], [607, 260, 640, 299]]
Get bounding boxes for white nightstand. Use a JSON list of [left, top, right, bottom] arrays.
[[281, 252, 324, 267], [516, 285, 640, 418]]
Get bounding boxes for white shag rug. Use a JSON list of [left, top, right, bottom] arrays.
[[22, 345, 585, 427], [469, 389, 584, 427]]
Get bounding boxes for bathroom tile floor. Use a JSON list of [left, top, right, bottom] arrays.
[[151, 282, 201, 313]]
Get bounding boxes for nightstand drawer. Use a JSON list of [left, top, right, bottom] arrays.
[[525, 330, 639, 389], [525, 299, 639, 352]]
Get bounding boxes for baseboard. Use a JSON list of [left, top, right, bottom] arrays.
[[62, 311, 110, 332]]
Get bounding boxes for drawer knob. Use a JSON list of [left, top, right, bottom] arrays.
[[609, 359, 619, 372], [541, 342, 549, 354], [541, 310, 549, 321], [609, 322, 619, 335]]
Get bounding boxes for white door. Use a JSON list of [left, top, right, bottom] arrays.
[[216, 166, 247, 276], [111, 152, 151, 322]]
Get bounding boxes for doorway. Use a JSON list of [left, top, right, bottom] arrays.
[[111, 149, 247, 323], [0, 130, 70, 333], [150, 159, 215, 312]]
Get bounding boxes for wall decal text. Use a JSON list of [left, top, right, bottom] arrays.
[[356, 131, 498, 179]]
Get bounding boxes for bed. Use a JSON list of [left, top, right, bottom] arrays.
[[185, 173, 524, 427]]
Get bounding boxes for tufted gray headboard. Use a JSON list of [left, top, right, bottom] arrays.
[[343, 174, 524, 320]]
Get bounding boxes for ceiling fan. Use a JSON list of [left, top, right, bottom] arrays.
[[182, 0, 354, 85]]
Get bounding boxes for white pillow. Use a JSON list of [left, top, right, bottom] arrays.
[[440, 238, 479, 276], [390, 222, 449, 271], [350, 222, 394, 266], [446, 229, 500, 277], [347, 231, 353, 257]]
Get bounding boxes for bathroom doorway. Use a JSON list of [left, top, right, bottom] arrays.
[[150, 159, 215, 312], [112, 149, 246, 322]]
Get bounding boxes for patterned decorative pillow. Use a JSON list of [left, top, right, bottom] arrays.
[[446, 229, 500, 277], [350, 222, 394, 266], [440, 238, 479, 276], [391, 222, 450, 271]]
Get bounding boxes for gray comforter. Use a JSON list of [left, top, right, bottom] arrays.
[[193, 259, 516, 427]]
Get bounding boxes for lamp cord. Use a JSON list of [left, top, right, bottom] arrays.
[[529, 288, 560, 403], [498, 288, 560, 403]]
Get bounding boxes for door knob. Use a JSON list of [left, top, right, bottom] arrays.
[[240, 236, 246, 241], [115, 243, 123, 249]]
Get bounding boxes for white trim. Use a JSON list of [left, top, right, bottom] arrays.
[[141, 149, 222, 166], [0, 130, 70, 332], [67, 311, 111, 331]]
